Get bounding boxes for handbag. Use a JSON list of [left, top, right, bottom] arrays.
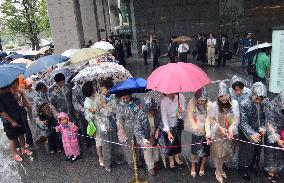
[[87, 121, 96, 137], [247, 52, 259, 75]]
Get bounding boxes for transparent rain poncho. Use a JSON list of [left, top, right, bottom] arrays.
[[205, 82, 240, 167], [229, 75, 251, 104], [184, 88, 211, 136], [206, 82, 240, 139], [183, 88, 212, 162], [264, 91, 284, 172], [239, 82, 269, 140]]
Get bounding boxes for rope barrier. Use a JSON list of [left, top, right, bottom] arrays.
[[63, 129, 284, 151]]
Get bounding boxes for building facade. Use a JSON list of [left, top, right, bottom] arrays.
[[47, 0, 284, 53]]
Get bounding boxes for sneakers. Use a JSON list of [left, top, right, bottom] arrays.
[[13, 154, 23, 162], [50, 150, 55, 154], [71, 156, 79, 163], [99, 157, 104, 167], [105, 167, 112, 173], [21, 149, 33, 156]]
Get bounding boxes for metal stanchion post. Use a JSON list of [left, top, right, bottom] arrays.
[[129, 140, 148, 183]]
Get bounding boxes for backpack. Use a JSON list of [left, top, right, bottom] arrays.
[[247, 52, 258, 75]]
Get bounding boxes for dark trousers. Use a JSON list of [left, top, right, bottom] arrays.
[[126, 47, 132, 58], [77, 113, 92, 146], [20, 107, 33, 146], [143, 51, 148, 65], [48, 131, 63, 151], [153, 55, 159, 70], [170, 55, 176, 63], [179, 52, 188, 62], [197, 51, 206, 62], [253, 74, 266, 84], [238, 131, 262, 173], [217, 52, 227, 66]]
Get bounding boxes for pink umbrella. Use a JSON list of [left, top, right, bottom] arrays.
[[147, 62, 211, 94]]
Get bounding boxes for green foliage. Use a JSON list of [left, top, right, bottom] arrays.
[[4, 45, 15, 49], [0, 0, 51, 49], [219, 0, 245, 41]]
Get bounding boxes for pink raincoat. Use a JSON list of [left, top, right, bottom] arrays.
[[56, 112, 80, 156]]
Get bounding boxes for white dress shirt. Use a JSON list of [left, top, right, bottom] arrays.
[[178, 43, 189, 53], [207, 38, 216, 47], [142, 45, 148, 52], [161, 93, 186, 132]]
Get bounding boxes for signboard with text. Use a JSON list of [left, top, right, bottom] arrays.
[[269, 26, 284, 93]]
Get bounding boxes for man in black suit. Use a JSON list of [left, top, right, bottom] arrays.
[[196, 33, 207, 62], [168, 36, 178, 63], [217, 35, 230, 67]]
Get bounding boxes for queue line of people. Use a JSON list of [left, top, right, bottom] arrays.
[[0, 73, 283, 182]]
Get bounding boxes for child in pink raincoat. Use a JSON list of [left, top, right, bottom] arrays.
[[56, 112, 80, 162]]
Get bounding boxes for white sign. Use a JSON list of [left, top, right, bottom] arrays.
[[269, 27, 284, 93]]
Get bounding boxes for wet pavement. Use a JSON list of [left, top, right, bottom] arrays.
[[0, 56, 283, 183]]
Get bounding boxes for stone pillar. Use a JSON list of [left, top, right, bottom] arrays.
[[108, 0, 120, 32], [95, 0, 111, 40], [79, 0, 99, 44], [47, 0, 84, 54], [129, 0, 138, 54]]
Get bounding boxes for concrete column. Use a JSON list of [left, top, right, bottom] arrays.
[[103, 0, 111, 37], [79, 0, 100, 44], [95, 0, 111, 40], [47, 0, 84, 53], [129, 0, 138, 54], [108, 0, 120, 32]]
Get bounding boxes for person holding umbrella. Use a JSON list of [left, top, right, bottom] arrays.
[[0, 79, 33, 162], [48, 73, 75, 121], [251, 48, 270, 84], [161, 92, 186, 169]]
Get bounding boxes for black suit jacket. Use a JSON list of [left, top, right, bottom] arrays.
[[196, 38, 203, 52], [217, 40, 229, 53]]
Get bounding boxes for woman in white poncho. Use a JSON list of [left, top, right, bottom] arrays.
[[205, 82, 239, 183]]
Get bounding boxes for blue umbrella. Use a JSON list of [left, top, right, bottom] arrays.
[[0, 51, 7, 58], [6, 53, 24, 60], [109, 78, 147, 94], [24, 55, 69, 78], [0, 64, 26, 88]]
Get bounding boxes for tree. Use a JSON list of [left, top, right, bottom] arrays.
[[219, 0, 245, 42], [0, 0, 50, 50]]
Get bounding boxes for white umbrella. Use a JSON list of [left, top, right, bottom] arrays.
[[61, 49, 80, 57], [91, 41, 115, 51], [246, 42, 272, 54], [37, 46, 51, 54], [72, 62, 132, 84]]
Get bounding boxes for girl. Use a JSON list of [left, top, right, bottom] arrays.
[[56, 112, 80, 162], [205, 82, 239, 183], [184, 88, 211, 177]]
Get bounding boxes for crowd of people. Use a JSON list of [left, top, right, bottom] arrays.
[[0, 31, 279, 183], [0, 60, 283, 182], [85, 34, 133, 67]]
